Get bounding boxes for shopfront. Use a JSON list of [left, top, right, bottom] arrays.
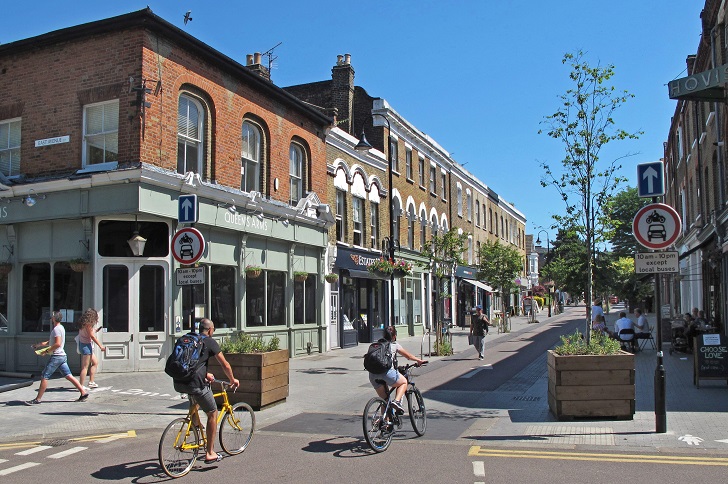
[[456, 265, 493, 324]]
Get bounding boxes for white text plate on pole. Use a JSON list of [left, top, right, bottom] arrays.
[[178, 194, 198, 224], [633, 203, 682, 250], [637, 161, 665, 198], [176, 267, 205, 285], [635, 251, 679, 274]]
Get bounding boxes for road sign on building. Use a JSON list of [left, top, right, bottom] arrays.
[[178, 194, 198, 224], [634, 251, 679, 274], [175, 267, 205, 285], [171, 227, 205, 264], [637, 161, 665, 198], [632, 203, 682, 250]]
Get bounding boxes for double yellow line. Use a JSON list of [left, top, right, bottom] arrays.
[[469, 446, 728, 466]]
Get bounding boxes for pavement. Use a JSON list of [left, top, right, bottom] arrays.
[[2, 303, 728, 453]]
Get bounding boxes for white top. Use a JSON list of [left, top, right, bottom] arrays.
[[635, 314, 649, 332], [389, 342, 402, 370], [50, 324, 66, 356], [615, 317, 635, 340], [591, 305, 604, 322]]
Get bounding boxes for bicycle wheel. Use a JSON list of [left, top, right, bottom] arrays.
[[407, 386, 427, 436], [219, 402, 255, 455], [159, 418, 199, 478], [362, 397, 393, 452]]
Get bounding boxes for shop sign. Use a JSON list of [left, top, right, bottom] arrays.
[[668, 63, 728, 101]]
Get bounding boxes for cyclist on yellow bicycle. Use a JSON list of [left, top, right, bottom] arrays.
[[173, 318, 239, 464]]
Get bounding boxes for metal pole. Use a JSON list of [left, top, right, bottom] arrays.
[[655, 272, 667, 432], [386, 125, 396, 327]]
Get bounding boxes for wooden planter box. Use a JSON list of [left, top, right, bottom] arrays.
[[208, 349, 289, 410], [547, 350, 635, 420]]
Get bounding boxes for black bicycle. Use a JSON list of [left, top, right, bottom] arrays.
[[362, 362, 427, 452]]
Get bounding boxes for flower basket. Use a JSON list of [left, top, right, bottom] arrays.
[[245, 265, 262, 279], [294, 271, 309, 282], [324, 273, 339, 283], [0, 263, 12, 275], [367, 258, 395, 276], [69, 259, 89, 272]]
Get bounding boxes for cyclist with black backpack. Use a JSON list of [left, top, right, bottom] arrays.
[[367, 326, 426, 414], [171, 318, 239, 464]]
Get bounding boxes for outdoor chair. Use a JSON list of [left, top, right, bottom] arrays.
[[637, 323, 656, 351], [617, 328, 637, 352]]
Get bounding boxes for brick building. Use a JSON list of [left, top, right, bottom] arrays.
[[0, 9, 335, 373], [286, 56, 526, 346], [665, 0, 727, 329]]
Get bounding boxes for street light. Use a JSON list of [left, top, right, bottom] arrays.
[[355, 113, 397, 330], [536, 230, 551, 318]]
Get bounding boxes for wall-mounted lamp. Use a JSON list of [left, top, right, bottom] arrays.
[[127, 217, 147, 257], [23, 190, 46, 207]]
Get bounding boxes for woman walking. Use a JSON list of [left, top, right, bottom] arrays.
[[77, 308, 105, 389]]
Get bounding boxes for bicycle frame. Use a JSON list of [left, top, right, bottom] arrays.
[[177, 381, 236, 451]]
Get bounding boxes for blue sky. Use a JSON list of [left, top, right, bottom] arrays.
[[1, 1, 702, 243]]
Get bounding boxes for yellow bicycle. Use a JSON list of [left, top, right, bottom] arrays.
[[158, 380, 255, 478]]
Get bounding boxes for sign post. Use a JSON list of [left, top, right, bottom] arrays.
[[635, 170, 681, 434]]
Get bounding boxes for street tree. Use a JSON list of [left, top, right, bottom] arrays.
[[548, 228, 588, 299], [539, 50, 642, 338], [604, 186, 649, 258], [476, 240, 523, 322], [419, 228, 469, 354]]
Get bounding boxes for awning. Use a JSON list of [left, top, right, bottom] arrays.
[[345, 269, 390, 281], [462, 279, 493, 292]]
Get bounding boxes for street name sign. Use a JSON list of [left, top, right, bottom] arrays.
[[637, 161, 665, 198], [171, 227, 205, 264], [634, 251, 679, 274], [178, 194, 198, 224], [633, 203, 682, 250]]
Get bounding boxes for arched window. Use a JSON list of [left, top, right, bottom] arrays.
[[489, 208, 493, 233], [242, 120, 262, 193], [289, 142, 305, 205], [177, 94, 204, 174]]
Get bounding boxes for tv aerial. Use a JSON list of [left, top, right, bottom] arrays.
[[261, 42, 282, 72]]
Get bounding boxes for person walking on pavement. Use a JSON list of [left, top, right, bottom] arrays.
[[76, 308, 106, 389], [26, 310, 89, 405], [470, 305, 489, 360], [172, 318, 239, 464]]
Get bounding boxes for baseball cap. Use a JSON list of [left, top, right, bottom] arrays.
[[475, 305, 482, 310]]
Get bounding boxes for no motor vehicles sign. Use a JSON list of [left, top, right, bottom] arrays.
[[632, 203, 682, 250]]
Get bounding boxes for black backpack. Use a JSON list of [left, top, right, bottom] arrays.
[[363, 339, 392, 374], [164, 332, 207, 382]]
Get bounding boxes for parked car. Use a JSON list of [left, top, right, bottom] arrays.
[[609, 296, 619, 304]]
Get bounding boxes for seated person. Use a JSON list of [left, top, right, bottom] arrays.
[[592, 314, 607, 333], [614, 311, 636, 350], [634, 308, 650, 338]]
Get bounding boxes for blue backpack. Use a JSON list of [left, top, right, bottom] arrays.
[[165, 332, 207, 382]]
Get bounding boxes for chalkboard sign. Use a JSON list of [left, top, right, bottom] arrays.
[[693, 333, 728, 388]]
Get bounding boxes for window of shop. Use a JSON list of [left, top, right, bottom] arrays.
[[177, 94, 204, 175], [247, 270, 286, 327], [242, 120, 263, 193], [83, 100, 119, 167], [0, 118, 21, 176], [389, 138, 399, 173], [294, 274, 317, 325], [336, 190, 347, 242], [211, 265, 236, 329], [98, 221, 169, 257], [370, 202, 379, 249], [22, 262, 83, 333], [352, 197, 364, 247]]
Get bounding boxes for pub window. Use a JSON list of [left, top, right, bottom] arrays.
[[83, 100, 119, 167], [22, 262, 82, 333], [405, 147, 413, 179], [336, 190, 347, 242], [247, 270, 286, 327], [177, 94, 205, 175], [294, 274, 317, 325], [211, 265, 236, 329], [418, 156, 425, 186], [98, 220, 169, 257], [241, 120, 263, 193]]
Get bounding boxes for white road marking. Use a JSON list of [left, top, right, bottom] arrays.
[[0, 462, 41, 476], [15, 445, 52, 456], [461, 366, 491, 378], [0, 458, 6, 464], [47, 446, 88, 459], [716, 439, 728, 444], [473, 460, 485, 477]]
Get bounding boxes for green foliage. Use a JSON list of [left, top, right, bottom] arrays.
[[553, 330, 622, 355], [604, 187, 649, 258], [476, 240, 523, 296], [534, 296, 545, 308], [220, 332, 280, 354], [418, 228, 469, 277], [436, 340, 452, 356]]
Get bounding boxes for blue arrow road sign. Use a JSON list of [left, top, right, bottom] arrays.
[[637, 161, 665, 198], [178, 194, 198, 223]]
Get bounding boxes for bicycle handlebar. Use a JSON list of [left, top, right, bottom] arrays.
[[211, 379, 238, 392]]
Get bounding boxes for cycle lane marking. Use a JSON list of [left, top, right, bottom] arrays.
[[47, 446, 88, 459], [15, 445, 52, 456], [469, 446, 728, 466], [0, 431, 136, 451]]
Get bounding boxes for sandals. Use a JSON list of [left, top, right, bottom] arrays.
[[203, 454, 222, 464]]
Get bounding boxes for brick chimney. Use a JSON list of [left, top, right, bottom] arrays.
[[246, 52, 271, 82], [331, 53, 354, 134]]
